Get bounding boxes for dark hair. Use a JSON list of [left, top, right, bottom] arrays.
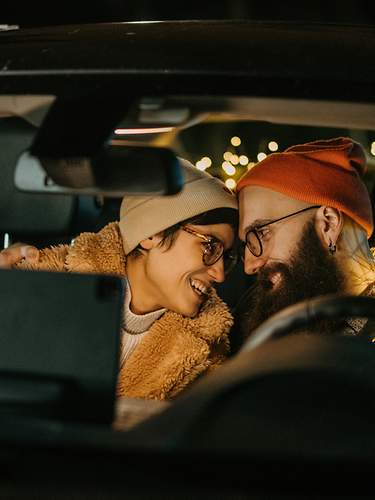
[[128, 207, 238, 258]]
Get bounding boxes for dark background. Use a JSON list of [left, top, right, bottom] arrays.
[[3, 1, 375, 28]]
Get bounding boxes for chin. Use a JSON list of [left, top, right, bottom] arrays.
[[178, 303, 200, 318], [183, 308, 200, 318]]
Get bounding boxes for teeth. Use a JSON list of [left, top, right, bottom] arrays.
[[190, 279, 209, 295]]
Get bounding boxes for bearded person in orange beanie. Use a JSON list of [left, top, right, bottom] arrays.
[[234, 136, 375, 344]]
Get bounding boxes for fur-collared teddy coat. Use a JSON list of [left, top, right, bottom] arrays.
[[17, 222, 233, 400]]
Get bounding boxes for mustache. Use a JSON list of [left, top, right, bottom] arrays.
[[234, 261, 294, 321], [255, 261, 292, 291]]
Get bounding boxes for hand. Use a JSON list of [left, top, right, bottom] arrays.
[[0, 243, 40, 268]]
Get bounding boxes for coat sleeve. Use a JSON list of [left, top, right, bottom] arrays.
[[16, 244, 70, 272]]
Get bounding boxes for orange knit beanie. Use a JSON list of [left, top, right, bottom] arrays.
[[237, 137, 373, 237]]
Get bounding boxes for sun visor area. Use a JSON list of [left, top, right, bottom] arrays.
[[0, 95, 55, 126]]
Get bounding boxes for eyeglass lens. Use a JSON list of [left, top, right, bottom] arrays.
[[247, 231, 262, 257]]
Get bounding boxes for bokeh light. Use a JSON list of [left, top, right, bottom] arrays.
[[225, 178, 237, 190], [222, 162, 236, 175], [239, 155, 249, 165], [257, 152, 267, 162], [231, 136, 241, 147], [268, 141, 279, 152]]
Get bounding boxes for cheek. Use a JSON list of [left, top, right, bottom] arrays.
[[168, 242, 205, 274], [150, 252, 179, 282], [269, 227, 301, 261], [149, 244, 200, 284]]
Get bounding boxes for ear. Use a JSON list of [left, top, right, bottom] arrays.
[[315, 206, 343, 248], [138, 235, 160, 250]]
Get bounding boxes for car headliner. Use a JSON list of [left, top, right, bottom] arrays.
[[0, 20, 375, 101]]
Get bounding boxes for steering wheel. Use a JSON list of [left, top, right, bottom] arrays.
[[241, 294, 375, 352]]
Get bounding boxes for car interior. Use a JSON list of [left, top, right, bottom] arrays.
[[1, 20, 375, 498]]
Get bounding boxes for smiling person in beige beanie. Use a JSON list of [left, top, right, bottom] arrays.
[[2, 159, 238, 401]]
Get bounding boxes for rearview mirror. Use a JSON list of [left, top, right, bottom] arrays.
[[15, 146, 183, 196]]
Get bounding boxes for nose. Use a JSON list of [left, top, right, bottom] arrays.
[[243, 249, 266, 275], [207, 257, 225, 283]]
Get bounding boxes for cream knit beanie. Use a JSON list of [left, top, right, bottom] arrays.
[[119, 158, 238, 254]]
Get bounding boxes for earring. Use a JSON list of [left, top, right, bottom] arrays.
[[328, 240, 336, 255]]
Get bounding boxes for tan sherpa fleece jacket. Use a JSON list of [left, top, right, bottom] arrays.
[[17, 222, 233, 400]]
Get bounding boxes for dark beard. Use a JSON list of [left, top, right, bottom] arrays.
[[238, 219, 345, 342]]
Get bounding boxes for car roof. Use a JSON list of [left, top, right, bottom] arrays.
[[1, 20, 375, 135], [0, 20, 375, 101]]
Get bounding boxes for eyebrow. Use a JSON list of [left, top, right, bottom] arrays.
[[244, 218, 273, 233], [203, 231, 233, 251], [197, 230, 222, 244], [208, 233, 227, 247]]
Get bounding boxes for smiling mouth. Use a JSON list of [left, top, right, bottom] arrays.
[[189, 278, 209, 298]]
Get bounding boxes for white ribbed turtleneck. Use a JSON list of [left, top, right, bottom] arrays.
[[120, 279, 166, 368]]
